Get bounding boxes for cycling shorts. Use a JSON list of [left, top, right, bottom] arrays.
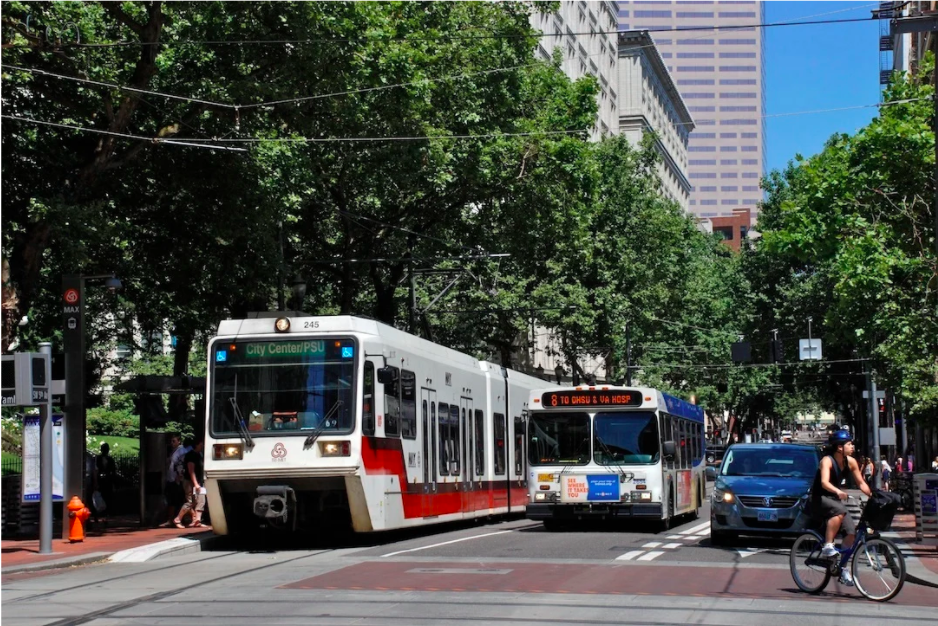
[[814, 496, 856, 536]]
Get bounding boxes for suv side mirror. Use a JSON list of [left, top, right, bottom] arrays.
[[377, 366, 398, 385], [663, 441, 676, 458]]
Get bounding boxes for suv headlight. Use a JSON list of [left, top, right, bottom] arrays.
[[713, 488, 734, 504]]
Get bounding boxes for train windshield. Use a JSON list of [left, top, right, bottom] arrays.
[[210, 338, 356, 436], [527, 412, 591, 466], [593, 411, 660, 465]]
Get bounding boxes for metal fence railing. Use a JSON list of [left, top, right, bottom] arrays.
[[2, 456, 23, 477], [0, 451, 139, 484]]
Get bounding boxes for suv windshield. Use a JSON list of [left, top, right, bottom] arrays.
[[721, 447, 818, 478], [210, 338, 356, 435], [527, 412, 590, 466], [593, 411, 660, 465]]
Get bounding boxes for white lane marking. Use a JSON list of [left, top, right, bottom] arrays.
[[666, 535, 683, 540], [662, 543, 683, 549], [638, 551, 665, 561], [615, 550, 646, 561], [643, 541, 662, 548], [680, 521, 711, 535], [109, 537, 200, 563], [380, 530, 514, 557], [736, 548, 770, 558]]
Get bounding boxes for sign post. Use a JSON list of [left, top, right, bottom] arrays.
[[62, 275, 85, 541]]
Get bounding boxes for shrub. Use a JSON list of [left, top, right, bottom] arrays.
[[86, 408, 140, 438]]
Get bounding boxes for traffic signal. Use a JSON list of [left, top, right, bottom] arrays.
[[769, 338, 784, 363], [731, 341, 751, 363]]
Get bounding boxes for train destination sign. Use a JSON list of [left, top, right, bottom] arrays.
[[541, 389, 643, 408]]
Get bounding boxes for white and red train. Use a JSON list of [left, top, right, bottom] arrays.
[[203, 314, 544, 534]]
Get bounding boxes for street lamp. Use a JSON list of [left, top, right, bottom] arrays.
[[61, 273, 121, 539]]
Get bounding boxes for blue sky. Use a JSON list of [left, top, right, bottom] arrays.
[[765, 1, 883, 173]]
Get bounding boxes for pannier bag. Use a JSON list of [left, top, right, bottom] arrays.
[[862, 489, 901, 531]]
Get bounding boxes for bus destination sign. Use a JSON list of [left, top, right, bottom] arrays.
[[541, 389, 643, 408]]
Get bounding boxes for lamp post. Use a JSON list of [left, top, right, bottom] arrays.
[[289, 274, 307, 313], [62, 273, 121, 539]]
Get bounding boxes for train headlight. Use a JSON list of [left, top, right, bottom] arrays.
[[534, 492, 547, 501], [274, 317, 291, 333], [213, 443, 243, 460], [320, 441, 351, 457]]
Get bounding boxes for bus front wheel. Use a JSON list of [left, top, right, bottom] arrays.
[[659, 494, 674, 532]]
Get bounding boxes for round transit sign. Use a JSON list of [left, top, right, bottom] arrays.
[[64, 288, 79, 304]]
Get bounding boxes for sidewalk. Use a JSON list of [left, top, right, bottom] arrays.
[[889, 512, 938, 588], [1, 514, 215, 574]]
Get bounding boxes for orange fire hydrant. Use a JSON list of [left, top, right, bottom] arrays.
[[67, 496, 91, 542]]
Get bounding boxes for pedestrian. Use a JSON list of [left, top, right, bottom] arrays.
[[172, 436, 205, 529], [906, 454, 914, 472], [861, 456, 874, 484], [159, 434, 186, 528], [894, 457, 903, 476], [93, 443, 117, 525], [931, 456, 938, 472], [880, 456, 891, 491]]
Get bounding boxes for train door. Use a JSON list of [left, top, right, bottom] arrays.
[[460, 397, 474, 511], [421, 388, 437, 493]]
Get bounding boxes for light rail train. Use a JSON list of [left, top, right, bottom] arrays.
[[203, 314, 544, 534]]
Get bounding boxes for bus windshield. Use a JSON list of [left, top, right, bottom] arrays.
[[210, 338, 356, 435], [593, 411, 660, 465], [527, 412, 591, 466]]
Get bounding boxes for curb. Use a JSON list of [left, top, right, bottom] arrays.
[[109, 533, 219, 563], [1, 552, 113, 575]]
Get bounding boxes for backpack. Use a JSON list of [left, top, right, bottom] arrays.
[[862, 489, 901, 531]]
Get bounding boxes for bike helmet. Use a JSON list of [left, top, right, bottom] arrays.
[[829, 429, 853, 446]]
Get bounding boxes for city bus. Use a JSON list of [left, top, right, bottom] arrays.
[[524, 386, 706, 530]]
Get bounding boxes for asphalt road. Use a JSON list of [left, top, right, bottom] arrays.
[[3, 494, 936, 626]]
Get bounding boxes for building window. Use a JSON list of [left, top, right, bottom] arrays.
[[699, 185, 717, 192], [634, 10, 673, 18], [701, 212, 718, 217], [721, 79, 757, 85], [115, 344, 132, 360], [720, 159, 738, 165], [677, 52, 715, 58], [676, 38, 715, 45], [700, 199, 718, 206], [655, 38, 673, 45], [676, 66, 715, 72], [696, 119, 716, 125], [742, 185, 759, 192], [676, 12, 714, 18], [742, 172, 759, 179], [719, 39, 756, 45], [660, 52, 673, 58], [744, 198, 761, 204], [719, 52, 757, 59], [689, 159, 716, 165], [690, 173, 717, 179], [741, 132, 758, 138], [719, 65, 756, 71], [718, 12, 757, 18], [721, 199, 739, 205], [721, 185, 738, 192], [720, 132, 737, 138], [688, 146, 716, 152], [721, 105, 757, 112], [740, 225, 749, 238], [721, 172, 738, 178], [720, 146, 738, 152], [714, 226, 734, 240], [684, 92, 715, 98], [741, 159, 758, 165], [720, 118, 758, 125], [741, 146, 758, 152], [688, 106, 715, 112], [689, 132, 716, 138], [677, 79, 715, 85]]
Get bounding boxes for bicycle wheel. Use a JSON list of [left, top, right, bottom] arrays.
[[852, 537, 905, 602], [790, 532, 831, 594]]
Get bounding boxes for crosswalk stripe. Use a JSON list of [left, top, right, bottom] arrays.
[[666, 535, 683, 540], [615, 550, 645, 561], [662, 543, 682, 549], [638, 551, 665, 561], [643, 541, 661, 548], [680, 521, 711, 535]]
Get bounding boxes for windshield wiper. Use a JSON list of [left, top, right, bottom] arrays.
[[228, 397, 255, 450], [595, 435, 626, 477], [304, 400, 344, 449]]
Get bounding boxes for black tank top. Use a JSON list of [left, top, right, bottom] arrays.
[[812, 455, 847, 502]]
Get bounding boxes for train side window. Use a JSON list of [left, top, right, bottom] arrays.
[[513, 416, 524, 476], [474, 409, 484, 475], [400, 370, 416, 440], [384, 365, 400, 437], [438, 403, 449, 475], [493, 412, 506, 476], [362, 361, 375, 436]]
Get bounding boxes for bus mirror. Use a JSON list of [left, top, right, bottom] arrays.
[[663, 441, 677, 458], [377, 366, 398, 385]]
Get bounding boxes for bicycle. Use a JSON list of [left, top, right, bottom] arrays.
[[789, 496, 906, 602]]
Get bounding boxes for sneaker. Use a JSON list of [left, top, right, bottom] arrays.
[[839, 569, 855, 586], [821, 543, 839, 558]]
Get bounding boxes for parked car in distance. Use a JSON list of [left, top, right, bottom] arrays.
[[710, 443, 821, 545], [780, 429, 793, 443], [705, 444, 726, 481]]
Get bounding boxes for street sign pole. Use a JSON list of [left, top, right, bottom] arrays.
[[62, 275, 85, 540], [866, 363, 882, 490], [38, 342, 53, 554]]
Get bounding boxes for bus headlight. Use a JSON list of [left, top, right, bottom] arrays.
[[320, 441, 351, 457], [213, 444, 243, 460]]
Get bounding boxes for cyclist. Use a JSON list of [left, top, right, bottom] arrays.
[[810, 429, 872, 586]]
